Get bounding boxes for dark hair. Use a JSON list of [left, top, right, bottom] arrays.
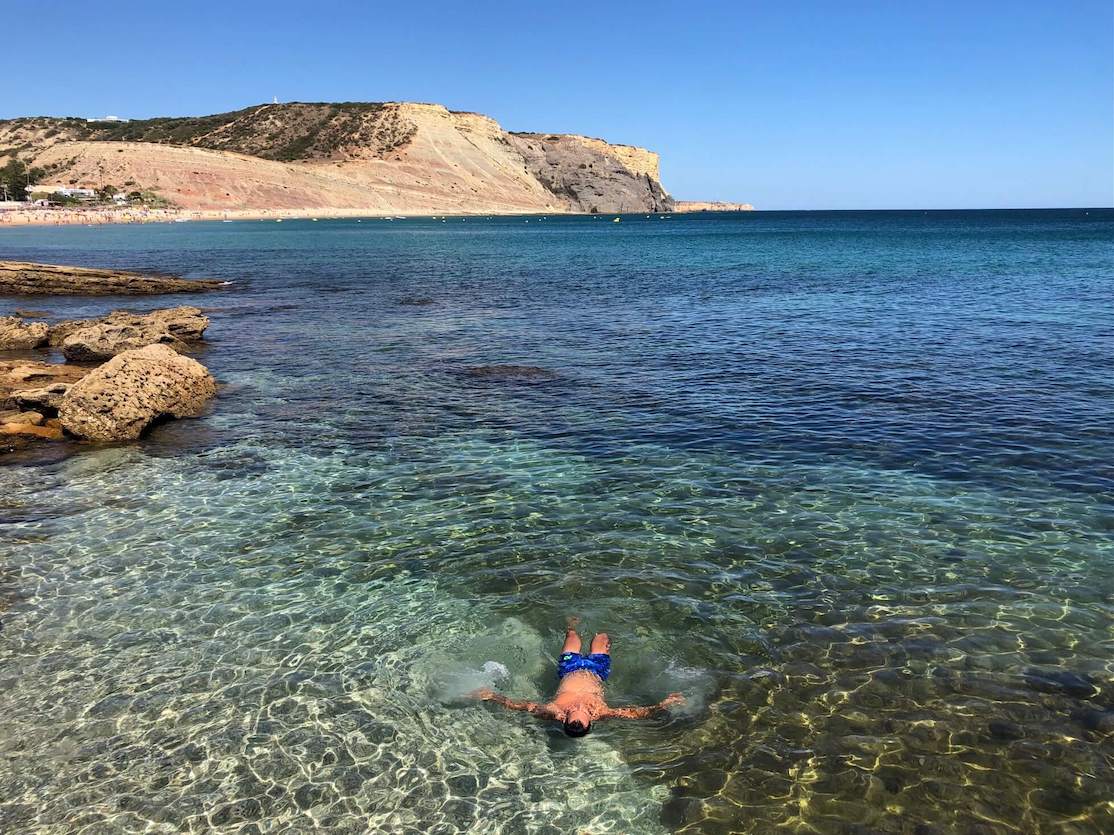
[[563, 719, 591, 738]]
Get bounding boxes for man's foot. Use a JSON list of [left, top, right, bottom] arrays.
[[566, 615, 581, 630], [590, 632, 610, 655]]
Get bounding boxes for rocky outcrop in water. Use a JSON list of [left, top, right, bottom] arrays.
[[674, 201, 755, 212], [1, 360, 90, 410], [0, 261, 225, 296], [462, 365, 557, 382], [0, 316, 48, 350], [0, 411, 63, 440], [0, 361, 89, 449], [59, 306, 209, 362], [58, 344, 217, 441]]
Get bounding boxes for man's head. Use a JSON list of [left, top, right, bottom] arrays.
[[563, 706, 592, 737], [563, 718, 591, 737]]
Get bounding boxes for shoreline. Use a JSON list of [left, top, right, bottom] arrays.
[[0, 206, 450, 228], [0, 204, 754, 228]]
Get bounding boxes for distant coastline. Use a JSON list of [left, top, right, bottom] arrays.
[[674, 200, 755, 213], [0, 204, 754, 228]]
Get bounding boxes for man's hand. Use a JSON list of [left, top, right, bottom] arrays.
[[661, 692, 686, 709], [469, 687, 496, 701]]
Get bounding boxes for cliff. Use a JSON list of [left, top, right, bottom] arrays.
[[674, 200, 754, 213], [0, 102, 677, 215]]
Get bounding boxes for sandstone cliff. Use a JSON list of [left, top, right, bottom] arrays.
[[0, 102, 676, 215], [674, 200, 755, 213]]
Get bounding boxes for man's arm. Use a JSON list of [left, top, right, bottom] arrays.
[[604, 692, 685, 720], [471, 688, 557, 719]]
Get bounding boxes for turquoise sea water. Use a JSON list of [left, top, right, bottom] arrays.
[[1, 209, 1112, 833]]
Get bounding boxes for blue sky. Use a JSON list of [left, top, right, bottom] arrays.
[[3, 1, 1111, 209]]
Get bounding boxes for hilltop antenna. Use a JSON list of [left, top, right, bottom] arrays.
[[272, 96, 278, 104]]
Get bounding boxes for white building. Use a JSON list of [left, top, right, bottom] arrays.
[[25, 185, 97, 198]]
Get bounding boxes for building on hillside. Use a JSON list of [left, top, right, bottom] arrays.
[[25, 185, 97, 199]]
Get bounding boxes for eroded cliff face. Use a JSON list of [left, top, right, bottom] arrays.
[[508, 133, 673, 214], [0, 102, 674, 214]]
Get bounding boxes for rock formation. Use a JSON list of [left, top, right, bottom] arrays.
[[0, 261, 226, 295], [58, 344, 216, 441], [59, 306, 209, 362], [0, 360, 89, 447], [509, 134, 673, 214], [1, 360, 89, 412], [674, 201, 755, 212], [1, 302, 217, 451], [0, 316, 48, 349]]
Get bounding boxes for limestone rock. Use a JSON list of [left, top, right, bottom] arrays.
[[0, 360, 89, 410], [1, 411, 45, 426], [60, 306, 209, 362], [0, 317, 49, 350], [13, 383, 72, 413], [0, 260, 225, 295], [509, 133, 674, 214], [674, 201, 755, 213], [0, 419, 63, 440], [59, 344, 216, 441]]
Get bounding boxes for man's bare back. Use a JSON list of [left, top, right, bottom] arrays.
[[473, 618, 684, 737]]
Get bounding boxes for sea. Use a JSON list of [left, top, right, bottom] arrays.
[[0, 209, 1112, 834]]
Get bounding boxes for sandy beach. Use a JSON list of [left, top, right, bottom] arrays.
[[0, 206, 436, 227]]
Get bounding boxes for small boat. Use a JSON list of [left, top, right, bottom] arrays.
[[612, 217, 621, 223]]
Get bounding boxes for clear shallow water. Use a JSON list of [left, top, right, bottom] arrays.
[[1, 210, 1112, 833]]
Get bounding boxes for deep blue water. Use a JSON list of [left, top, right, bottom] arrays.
[[1, 209, 1112, 833]]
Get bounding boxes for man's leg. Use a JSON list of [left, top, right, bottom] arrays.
[[590, 633, 610, 656], [561, 616, 582, 655], [561, 628, 582, 655]]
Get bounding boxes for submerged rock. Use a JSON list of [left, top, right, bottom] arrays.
[[1022, 668, 1099, 700], [1074, 707, 1114, 733], [461, 365, 556, 381], [0, 317, 48, 350], [60, 306, 209, 362], [59, 344, 217, 441], [987, 720, 1024, 741], [0, 260, 225, 295]]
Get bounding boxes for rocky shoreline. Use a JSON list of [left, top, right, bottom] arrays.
[[1, 262, 223, 455], [0, 260, 227, 295]]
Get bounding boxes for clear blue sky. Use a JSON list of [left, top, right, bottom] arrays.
[[3, 1, 1111, 209]]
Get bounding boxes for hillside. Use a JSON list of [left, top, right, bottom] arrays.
[[0, 102, 678, 215]]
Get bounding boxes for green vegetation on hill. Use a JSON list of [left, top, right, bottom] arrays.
[[0, 103, 419, 164], [17, 102, 416, 163], [88, 109, 256, 145]]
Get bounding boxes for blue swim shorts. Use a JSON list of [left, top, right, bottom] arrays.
[[557, 652, 611, 681]]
